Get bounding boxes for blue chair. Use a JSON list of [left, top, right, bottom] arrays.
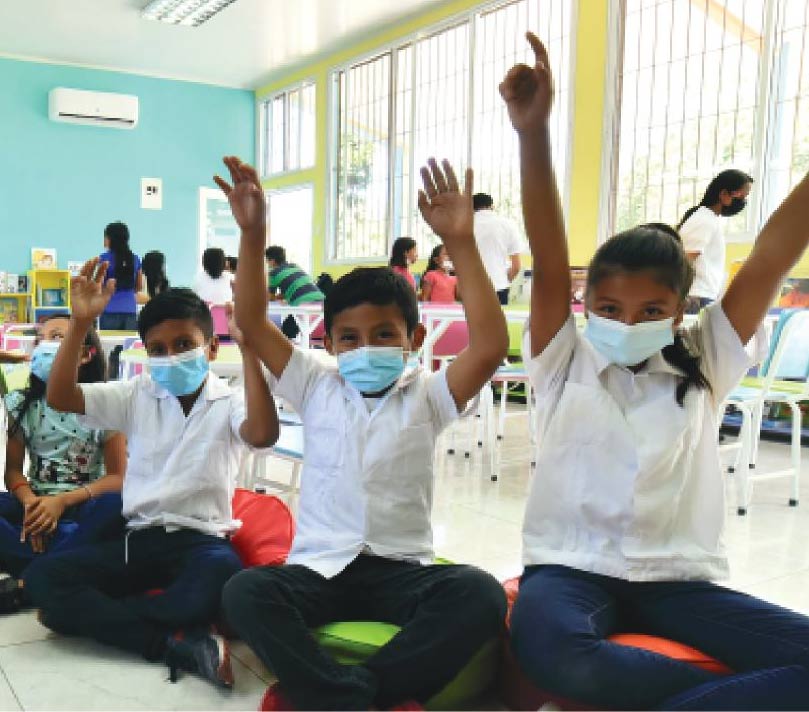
[[725, 309, 809, 514]]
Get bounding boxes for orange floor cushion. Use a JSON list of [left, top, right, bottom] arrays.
[[230, 488, 295, 567], [498, 576, 733, 710]]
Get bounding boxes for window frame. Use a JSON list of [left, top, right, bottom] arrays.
[[325, 0, 577, 266], [257, 79, 317, 178], [600, 0, 787, 245]]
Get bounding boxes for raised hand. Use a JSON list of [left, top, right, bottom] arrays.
[[70, 258, 115, 321], [418, 158, 474, 248], [214, 156, 266, 237], [499, 32, 554, 134], [225, 301, 245, 347]]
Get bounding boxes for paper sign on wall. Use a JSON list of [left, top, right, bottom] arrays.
[[141, 177, 162, 210]]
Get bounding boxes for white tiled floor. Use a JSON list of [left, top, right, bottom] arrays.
[[2, 412, 809, 710]]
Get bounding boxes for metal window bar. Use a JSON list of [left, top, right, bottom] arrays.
[[613, 0, 767, 235]]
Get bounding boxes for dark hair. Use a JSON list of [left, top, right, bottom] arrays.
[[141, 251, 169, 298], [105, 221, 135, 290], [202, 247, 227, 279], [389, 237, 417, 269], [324, 267, 419, 336], [587, 225, 710, 406], [9, 316, 106, 444], [265, 246, 287, 265], [424, 245, 444, 275], [678, 170, 754, 228], [316, 273, 334, 297], [137, 288, 213, 343], [473, 193, 494, 211], [226, 255, 238, 272]]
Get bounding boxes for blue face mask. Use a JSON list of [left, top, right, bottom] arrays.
[[148, 347, 210, 397], [30, 341, 61, 383], [338, 346, 406, 395], [584, 312, 675, 367]]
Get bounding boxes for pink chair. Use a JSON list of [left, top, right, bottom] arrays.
[[209, 305, 231, 340]]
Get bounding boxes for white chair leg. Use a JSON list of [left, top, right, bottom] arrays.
[[497, 381, 508, 440], [789, 402, 801, 507], [735, 405, 752, 515], [749, 401, 764, 470], [290, 461, 302, 492]]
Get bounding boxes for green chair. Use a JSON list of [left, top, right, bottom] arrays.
[[311, 558, 499, 710], [313, 621, 498, 710]]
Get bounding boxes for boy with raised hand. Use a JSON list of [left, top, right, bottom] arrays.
[[24, 265, 279, 689], [216, 155, 508, 711]]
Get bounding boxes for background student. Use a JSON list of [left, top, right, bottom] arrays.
[[194, 247, 234, 305], [420, 245, 458, 303], [137, 250, 170, 305], [678, 170, 754, 313], [1, 314, 124, 612], [505, 31, 809, 709], [99, 221, 142, 331], [389, 236, 418, 291], [264, 246, 324, 341], [216, 155, 508, 711]]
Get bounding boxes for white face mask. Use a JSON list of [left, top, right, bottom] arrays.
[[584, 312, 675, 367]]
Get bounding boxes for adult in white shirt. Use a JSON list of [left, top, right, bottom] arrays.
[[473, 193, 523, 304], [678, 170, 753, 313], [194, 247, 234, 305]]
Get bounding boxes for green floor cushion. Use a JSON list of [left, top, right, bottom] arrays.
[[313, 620, 498, 710]]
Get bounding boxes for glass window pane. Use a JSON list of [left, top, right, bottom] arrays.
[[271, 95, 286, 174]]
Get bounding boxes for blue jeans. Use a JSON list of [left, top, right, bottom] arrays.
[[0, 491, 124, 577], [511, 565, 809, 710], [99, 312, 138, 331], [24, 527, 242, 660]]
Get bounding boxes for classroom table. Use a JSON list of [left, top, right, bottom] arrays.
[[267, 303, 324, 349]]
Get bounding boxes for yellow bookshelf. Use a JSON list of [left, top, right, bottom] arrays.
[[0, 293, 30, 323], [30, 269, 70, 322]]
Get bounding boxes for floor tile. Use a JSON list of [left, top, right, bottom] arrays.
[[0, 637, 267, 711], [0, 611, 53, 648]]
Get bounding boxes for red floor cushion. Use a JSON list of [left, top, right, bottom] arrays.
[[498, 576, 733, 710], [230, 488, 295, 567]]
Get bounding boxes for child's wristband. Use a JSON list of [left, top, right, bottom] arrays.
[[10, 481, 32, 494]]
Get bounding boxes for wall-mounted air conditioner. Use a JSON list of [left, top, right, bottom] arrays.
[[48, 87, 139, 129]]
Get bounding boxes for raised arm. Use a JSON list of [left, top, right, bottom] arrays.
[[419, 159, 508, 409], [501, 32, 569, 358], [723, 172, 809, 344], [47, 258, 116, 414], [214, 157, 293, 379]]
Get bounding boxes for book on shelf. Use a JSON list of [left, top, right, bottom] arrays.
[[0, 297, 23, 323], [17, 275, 28, 293], [40, 288, 66, 307], [31, 248, 57, 270], [5, 274, 18, 294]]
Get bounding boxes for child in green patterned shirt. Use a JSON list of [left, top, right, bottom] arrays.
[[0, 315, 125, 611]]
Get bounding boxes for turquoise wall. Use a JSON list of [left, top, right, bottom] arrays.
[[0, 58, 254, 287]]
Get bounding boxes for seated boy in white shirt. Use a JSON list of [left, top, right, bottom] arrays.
[[215, 156, 509, 710], [24, 276, 278, 689]]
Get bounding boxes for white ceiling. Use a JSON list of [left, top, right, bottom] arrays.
[[0, 0, 446, 89]]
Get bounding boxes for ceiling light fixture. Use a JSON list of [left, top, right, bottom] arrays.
[[141, 0, 238, 27]]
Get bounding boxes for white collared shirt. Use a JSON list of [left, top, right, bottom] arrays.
[[271, 348, 460, 579], [80, 373, 258, 536], [680, 206, 725, 300], [473, 210, 524, 291], [522, 303, 766, 581]]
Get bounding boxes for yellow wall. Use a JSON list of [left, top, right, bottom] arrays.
[[257, 0, 611, 278]]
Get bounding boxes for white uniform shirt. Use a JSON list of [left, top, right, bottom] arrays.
[[193, 271, 235, 305], [80, 373, 257, 536], [473, 210, 523, 291], [271, 348, 460, 578], [679, 206, 725, 300], [522, 304, 766, 581]]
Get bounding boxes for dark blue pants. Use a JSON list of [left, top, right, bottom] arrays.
[[99, 312, 138, 331], [511, 565, 809, 710], [24, 527, 242, 661], [0, 491, 124, 577]]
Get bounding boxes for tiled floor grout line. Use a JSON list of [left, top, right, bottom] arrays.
[[0, 660, 22, 711]]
